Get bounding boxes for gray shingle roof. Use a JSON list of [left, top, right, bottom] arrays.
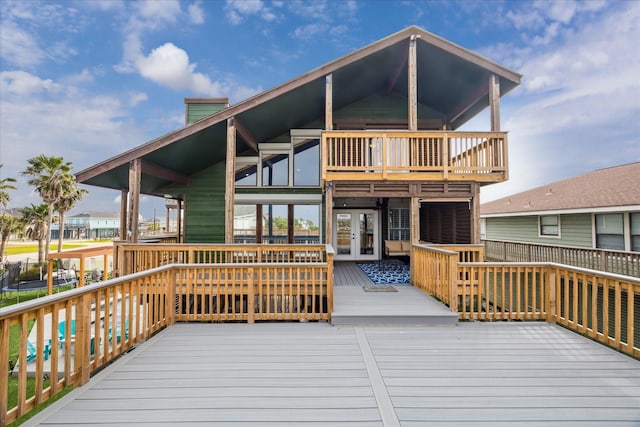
[[481, 162, 640, 216]]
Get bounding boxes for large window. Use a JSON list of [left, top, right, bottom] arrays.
[[539, 215, 560, 237], [596, 213, 624, 250], [389, 208, 410, 240], [631, 212, 640, 252], [293, 140, 319, 186]]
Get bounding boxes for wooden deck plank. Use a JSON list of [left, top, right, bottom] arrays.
[[25, 322, 640, 426]]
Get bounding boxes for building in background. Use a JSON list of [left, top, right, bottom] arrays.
[[51, 211, 120, 240]]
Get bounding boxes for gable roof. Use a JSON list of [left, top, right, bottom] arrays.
[[481, 162, 640, 217], [76, 25, 522, 197]]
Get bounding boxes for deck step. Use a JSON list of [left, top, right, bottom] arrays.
[[331, 286, 458, 326]]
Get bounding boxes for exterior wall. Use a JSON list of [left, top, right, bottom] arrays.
[[183, 162, 227, 243], [484, 213, 593, 248]]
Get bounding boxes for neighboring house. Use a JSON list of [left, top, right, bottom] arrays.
[[50, 211, 120, 240], [480, 163, 640, 252], [76, 26, 521, 262]]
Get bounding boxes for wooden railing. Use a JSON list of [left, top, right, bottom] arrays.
[[321, 131, 508, 182], [484, 239, 640, 278], [1, 256, 333, 424], [412, 244, 640, 359], [114, 243, 328, 277]]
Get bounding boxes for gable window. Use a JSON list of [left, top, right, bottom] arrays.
[[539, 215, 559, 237], [389, 208, 410, 240], [595, 213, 624, 250]]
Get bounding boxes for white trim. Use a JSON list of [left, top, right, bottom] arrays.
[[235, 193, 322, 204], [481, 205, 640, 218], [538, 214, 561, 239], [258, 143, 291, 150]]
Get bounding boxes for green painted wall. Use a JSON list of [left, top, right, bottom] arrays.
[[183, 162, 227, 243], [485, 214, 593, 247]]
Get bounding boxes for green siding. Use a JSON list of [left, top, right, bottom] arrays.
[[187, 104, 226, 124], [184, 162, 227, 243], [485, 214, 593, 248]]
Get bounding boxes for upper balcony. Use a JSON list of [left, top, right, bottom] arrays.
[[321, 130, 508, 184]]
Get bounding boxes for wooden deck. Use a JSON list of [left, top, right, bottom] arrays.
[[332, 262, 458, 325], [25, 322, 640, 426]]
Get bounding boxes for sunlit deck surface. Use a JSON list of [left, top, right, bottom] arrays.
[[26, 322, 640, 426]]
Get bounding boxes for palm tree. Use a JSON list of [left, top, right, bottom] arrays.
[[21, 204, 49, 265], [0, 164, 17, 210], [0, 213, 25, 264], [22, 155, 75, 262], [54, 185, 87, 251]]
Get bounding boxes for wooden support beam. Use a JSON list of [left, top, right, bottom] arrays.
[[410, 197, 420, 245], [325, 184, 333, 246], [140, 160, 188, 185], [489, 74, 501, 131], [408, 35, 418, 131], [256, 204, 263, 244], [235, 119, 259, 153], [128, 159, 141, 243], [471, 184, 481, 244], [177, 199, 183, 243], [325, 74, 333, 130], [288, 204, 294, 244], [225, 119, 236, 243], [119, 189, 127, 241]]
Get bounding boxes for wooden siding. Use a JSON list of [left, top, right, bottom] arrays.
[[485, 214, 593, 248], [24, 323, 640, 426], [184, 163, 226, 243], [420, 202, 471, 244], [186, 103, 227, 125]]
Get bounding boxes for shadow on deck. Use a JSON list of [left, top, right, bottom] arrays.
[[332, 262, 458, 326]]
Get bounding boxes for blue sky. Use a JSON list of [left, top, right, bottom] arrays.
[[1, 0, 639, 219]]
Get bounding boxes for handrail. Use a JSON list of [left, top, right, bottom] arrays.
[[321, 130, 508, 182], [412, 244, 640, 359], [483, 239, 640, 277], [1, 257, 333, 424]]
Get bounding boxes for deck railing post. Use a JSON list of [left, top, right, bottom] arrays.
[[327, 248, 334, 319], [248, 267, 255, 324], [76, 293, 92, 386], [449, 253, 458, 313], [547, 268, 557, 323], [166, 267, 176, 326]]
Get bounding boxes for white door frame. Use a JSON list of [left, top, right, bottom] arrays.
[[333, 209, 378, 261]]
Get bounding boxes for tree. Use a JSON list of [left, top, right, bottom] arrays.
[[22, 155, 75, 262], [22, 204, 49, 265], [0, 164, 17, 210], [0, 213, 24, 264], [54, 185, 87, 251]]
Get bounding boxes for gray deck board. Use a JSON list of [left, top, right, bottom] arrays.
[[25, 322, 640, 426]]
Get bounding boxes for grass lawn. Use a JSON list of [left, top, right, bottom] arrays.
[[0, 285, 74, 309], [4, 244, 87, 256]]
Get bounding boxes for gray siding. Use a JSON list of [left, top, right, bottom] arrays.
[[485, 214, 593, 248]]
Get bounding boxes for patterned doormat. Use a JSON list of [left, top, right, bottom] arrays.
[[357, 261, 410, 285]]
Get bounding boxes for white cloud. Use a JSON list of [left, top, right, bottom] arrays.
[[0, 19, 45, 68], [188, 2, 205, 24], [224, 0, 277, 25], [135, 0, 181, 23], [135, 43, 221, 94], [0, 71, 59, 95], [129, 91, 149, 107]]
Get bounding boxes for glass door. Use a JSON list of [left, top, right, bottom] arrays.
[[334, 210, 378, 261]]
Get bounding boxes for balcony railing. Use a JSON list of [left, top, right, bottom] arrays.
[[321, 131, 508, 182]]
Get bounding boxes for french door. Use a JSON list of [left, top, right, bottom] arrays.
[[333, 210, 378, 261]]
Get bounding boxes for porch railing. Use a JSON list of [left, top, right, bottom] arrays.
[[412, 244, 640, 359], [114, 243, 328, 277], [321, 131, 508, 182], [1, 256, 333, 424], [484, 239, 640, 278]]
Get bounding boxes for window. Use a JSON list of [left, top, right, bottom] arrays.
[[631, 212, 640, 252], [539, 215, 559, 237], [596, 213, 624, 250], [294, 205, 320, 243], [293, 140, 319, 186], [389, 208, 409, 240]]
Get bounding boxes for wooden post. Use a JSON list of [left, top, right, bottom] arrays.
[[177, 199, 183, 243], [327, 247, 334, 320], [471, 184, 481, 244], [325, 184, 333, 246], [119, 189, 127, 241], [166, 269, 176, 326], [489, 74, 500, 131], [325, 74, 333, 130], [288, 204, 294, 244], [47, 258, 54, 295], [225, 118, 236, 243], [408, 35, 418, 131], [410, 197, 420, 245], [547, 268, 557, 323], [76, 294, 91, 386], [128, 159, 141, 243], [79, 255, 85, 288], [247, 267, 255, 324], [256, 204, 263, 245], [0, 319, 9, 426]]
